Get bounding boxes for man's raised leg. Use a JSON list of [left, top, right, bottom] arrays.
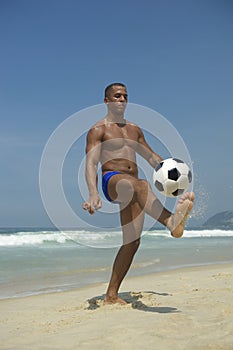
[[108, 174, 195, 238]]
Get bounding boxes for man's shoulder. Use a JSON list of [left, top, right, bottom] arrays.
[[94, 117, 107, 128], [125, 119, 142, 131], [88, 118, 105, 130], [87, 118, 106, 137]]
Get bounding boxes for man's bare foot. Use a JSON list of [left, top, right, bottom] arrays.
[[168, 192, 195, 238], [104, 296, 128, 305]]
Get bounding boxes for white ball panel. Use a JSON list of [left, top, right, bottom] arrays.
[[153, 158, 192, 197]]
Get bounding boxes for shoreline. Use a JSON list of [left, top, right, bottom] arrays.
[[1, 263, 233, 349], [1, 260, 233, 301]]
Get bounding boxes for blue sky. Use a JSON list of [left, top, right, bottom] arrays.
[[0, 0, 233, 227]]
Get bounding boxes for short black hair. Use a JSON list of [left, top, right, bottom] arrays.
[[104, 82, 127, 98]]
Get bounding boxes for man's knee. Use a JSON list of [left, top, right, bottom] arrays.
[[134, 179, 150, 196], [130, 237, 141, 251], [115, 178, 136, 202], [123, 237, 140, 249], [134, 237, 141, 249], [115, 178, 150, 203]]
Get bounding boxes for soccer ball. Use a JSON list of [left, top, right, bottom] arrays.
[[153, 158, 192, 197]]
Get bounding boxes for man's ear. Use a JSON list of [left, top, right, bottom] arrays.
[[104, 97, 109, 104]]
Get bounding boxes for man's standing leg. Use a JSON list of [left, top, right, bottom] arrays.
[[104, 201, 145, 304]]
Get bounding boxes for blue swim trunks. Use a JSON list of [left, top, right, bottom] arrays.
[[102, 171, 122, 202]]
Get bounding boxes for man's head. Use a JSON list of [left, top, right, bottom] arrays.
[[104, 83, 128, 116], [104, 83, 127, 100]]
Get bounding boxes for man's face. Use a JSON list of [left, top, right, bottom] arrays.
[[104, 86, 128, 114]]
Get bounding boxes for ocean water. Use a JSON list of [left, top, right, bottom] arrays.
[[0, 228, 233, 300]]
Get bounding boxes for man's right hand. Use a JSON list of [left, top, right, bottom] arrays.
[[82, 194, 102, 215]]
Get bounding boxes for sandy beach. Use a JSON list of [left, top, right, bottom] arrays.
[[1, 263, 233, 350]]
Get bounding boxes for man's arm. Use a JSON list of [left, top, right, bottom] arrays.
[[82, 126, 103, 215], [136, 126, 163, 168]]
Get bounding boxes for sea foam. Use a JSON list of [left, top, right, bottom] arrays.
[[0, 229, 233, 247]]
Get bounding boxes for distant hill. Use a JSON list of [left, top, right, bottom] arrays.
[[203, 211, 233, 229]]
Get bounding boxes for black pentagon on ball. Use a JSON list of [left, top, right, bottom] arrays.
[[155, 161, 164, 171], [188, 170, 192, 183], [168, 168, 181, 181], [173, 158, 184, 163], [172, 188, 185, 196], [155, 180, 164, 192]]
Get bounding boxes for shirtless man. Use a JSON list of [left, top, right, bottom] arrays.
[[82, 83, 195, 304]]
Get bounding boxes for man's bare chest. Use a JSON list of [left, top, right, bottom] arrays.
[[102, 125, 139, 151]]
